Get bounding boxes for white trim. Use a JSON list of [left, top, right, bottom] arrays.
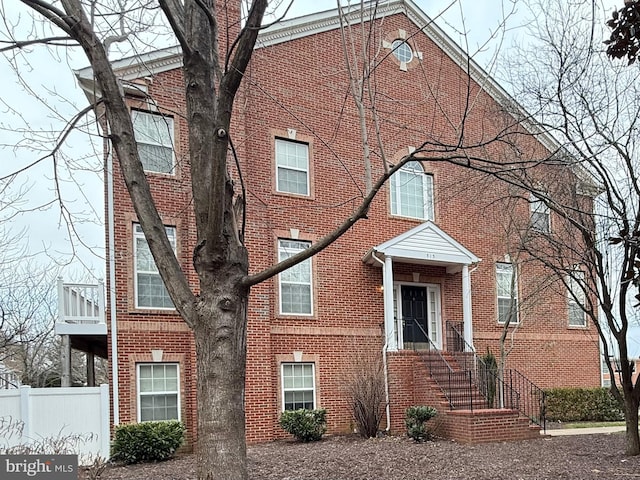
[[278, 239, 313, 316], [365, 221, 479, 268], [567, 271, 587, 327], [73, 1, 599, 195], [390, 161, 434, 221], [530, 193, 551, 233], [136, 363, 181, 422], [383, 255, 397, 352], [462, 264, 474, 351], [496, 262, 519, 325], [394, 282, 442, 350], [275, 138, 310, 196], [133, 224, 177, 310], [281, 362, 316, 411], [131, 110, 176, 175]]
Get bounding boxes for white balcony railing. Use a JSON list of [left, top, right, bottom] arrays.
[[55, 279, 106, 336]]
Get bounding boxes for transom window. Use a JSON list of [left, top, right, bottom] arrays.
[[568, 271, 587, 327], [391, 39, 413, 63], [496, 263, 518, 324], [137, 363, 180, 422], [390, 161, 434, 220], [278, 239, 312, 315], [132, 110, 175, 174], [530, 193, 550, 232], [281, 363, 315, 411], [134, 224, 176, 309], [276, 139, 309, 195]]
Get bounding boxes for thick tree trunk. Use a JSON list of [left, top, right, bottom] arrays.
[[624, 394, 640, 456], [193, 267, 249, 480]]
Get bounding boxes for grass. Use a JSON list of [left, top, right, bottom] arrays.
[[563, 421, 625, 428]]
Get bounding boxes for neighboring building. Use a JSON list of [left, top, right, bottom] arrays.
[[72, 0, 601, 447], [0, 361, 20, 389], [602, 356, 639, 388]]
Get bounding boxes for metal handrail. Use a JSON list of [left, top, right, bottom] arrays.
[[405, 318, 475, 410], [445, 321, 546, 430]]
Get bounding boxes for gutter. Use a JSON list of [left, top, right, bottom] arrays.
[[106, 140, 120, 425], [370, 251, 391, 433]]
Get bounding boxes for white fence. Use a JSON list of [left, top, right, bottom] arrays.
[[0, 385, 110, 462]]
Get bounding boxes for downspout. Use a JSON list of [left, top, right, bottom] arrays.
[[106, 141, 120, 425], [371, 251, 391, 433]]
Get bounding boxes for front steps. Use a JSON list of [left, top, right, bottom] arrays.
[[413, 351, 542, 443]]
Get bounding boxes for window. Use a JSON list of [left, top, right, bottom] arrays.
[[276, 139, 309, 195], [390, 161, 434, 220], [391, 39, 413, 63], [281, 363, 315, 411], [134, 224, 176, 309], [137, 363, 180, 422], [568, 271, 587, 327], [278, 239, 312, 315], [530, 193, 550, 232], [132, 110, 175, 174], [496, 263, 518, 324]]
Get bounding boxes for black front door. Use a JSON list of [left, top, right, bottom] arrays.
[[402, 285, 428, 345]]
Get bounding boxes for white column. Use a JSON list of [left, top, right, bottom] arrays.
[[462, 264, 474, 352], [61, 334, 71, 387], [383, 255, 397, 351]]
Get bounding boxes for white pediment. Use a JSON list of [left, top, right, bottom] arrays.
[[364, 221, 479, 272]]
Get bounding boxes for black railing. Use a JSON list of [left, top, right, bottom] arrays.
[[406, 318, 480, 411], [445, 321, 546, 430]]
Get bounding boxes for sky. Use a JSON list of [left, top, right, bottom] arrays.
[[0, 0, 636, 356]]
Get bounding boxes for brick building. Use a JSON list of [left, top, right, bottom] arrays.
[[73, 0, 601, 447]]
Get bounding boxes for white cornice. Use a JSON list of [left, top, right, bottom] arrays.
[[74, 0, 596, 192]]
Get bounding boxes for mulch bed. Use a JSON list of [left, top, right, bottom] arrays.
[[88, 432, 640, 480]]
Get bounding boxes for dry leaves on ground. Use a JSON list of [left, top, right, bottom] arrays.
[[88, 432, 640, 480]]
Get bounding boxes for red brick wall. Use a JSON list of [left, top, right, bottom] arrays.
[[105, 7, 602, 448]]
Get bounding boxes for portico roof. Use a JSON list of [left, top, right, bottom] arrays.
[[363, 221, 480, 273]]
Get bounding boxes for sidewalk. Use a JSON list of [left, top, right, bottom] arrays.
[[544, 425, 626, 436]]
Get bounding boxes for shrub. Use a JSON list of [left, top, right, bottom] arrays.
[[344, 355, 386, 438], [279, 409, 327, 442], [480, 349, 498, 408], [544, 387, 623, 422], [405, 405, 437, 442], [111, 420, 185, 464]]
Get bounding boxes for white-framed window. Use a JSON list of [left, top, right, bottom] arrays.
[[132, 110, 175, 174], [530, 193, 550, 233], [496, 263, 518, 324], [390, 161, 434, 220], [137, 363, 180, 422], [281, 363, 316, 411], [275, 139, 309, 195], [278, 239, 312, 315], [391, 39, 413, 63], [134, 223, 176, 309], [568, 270, 587, 327]]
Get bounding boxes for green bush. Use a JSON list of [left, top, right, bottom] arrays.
[[111, 420, 185, 464], [481, 349, 498, 408], [405, 405, 437, 442], [279, 409, 327, 442], [544, 387, 623, 422]]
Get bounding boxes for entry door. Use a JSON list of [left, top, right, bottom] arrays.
[[402, 286, 428, 346], [400, 285, 441, 349]]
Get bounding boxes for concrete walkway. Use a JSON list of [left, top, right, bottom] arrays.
[[544, 425, 626, 436]]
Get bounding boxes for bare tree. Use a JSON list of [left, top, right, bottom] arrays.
[[473, 0, 640, 455], [1, 0, 585, 477]]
